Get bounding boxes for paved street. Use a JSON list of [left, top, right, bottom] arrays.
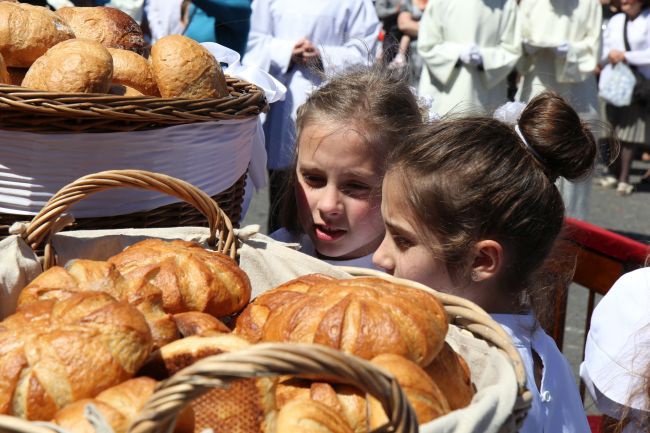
[[241, 158, 650, 413]]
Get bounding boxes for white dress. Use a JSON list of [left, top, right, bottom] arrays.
[[580, 268, 650, 433], [516, 0, 602, 221], [492, 314, 591, 433], [416, 0, 521, 115], [243, 0, 381, 170], [270, 228, 380, 270]]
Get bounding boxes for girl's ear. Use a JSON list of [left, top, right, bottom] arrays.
[[470, 240, 503, 282]]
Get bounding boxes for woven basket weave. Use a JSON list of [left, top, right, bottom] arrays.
[[18, 169, 238, 267], [0, 344, 418, 433], [0, 76, 267, 133]]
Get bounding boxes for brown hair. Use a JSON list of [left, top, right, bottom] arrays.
[[279, 64, 424, 232], [387, 92, 597, 309]]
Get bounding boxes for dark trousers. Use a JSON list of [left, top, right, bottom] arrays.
[[268, 168, 291, 234]]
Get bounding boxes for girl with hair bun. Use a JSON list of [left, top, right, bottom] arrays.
[[373, 92, 596, 432]]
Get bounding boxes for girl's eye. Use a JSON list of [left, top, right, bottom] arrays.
[[392, 235, 414, 251], [301, 174, 325, 188], [341, 182, 371, 197]]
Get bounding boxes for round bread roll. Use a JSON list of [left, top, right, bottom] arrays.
[[108, 48, 159, 96], [56, 6, 145, 54], [0, 52, 8, 84], [22, 39, 113, 93], [423, 342, 475, 410], [369, 354, 450, 427], [0, 2, 75, 67], [151, 35, 228, 99]]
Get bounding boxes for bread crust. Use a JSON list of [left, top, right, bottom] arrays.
[[423, 342, 475, 410], [56, 6, 145, 54], [108, 48, 159, 96], [0, 3, 75, 67], [151, 35, 228, 99], [22, 39, 113, 93]]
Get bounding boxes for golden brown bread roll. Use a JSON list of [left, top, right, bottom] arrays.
[[0, 292, 152, 420], [172, 311, 231, 337], [368, 354, 450, 427], [52, 377, 195, 433], [56, 6, 145, 54], [0, 52, 8, 84], [423, 342, 475, 410], [108, 239, 251, 318], [151, 35, 228, 99], [108, 48, 159, 96], [19, 259, 179, 349], [22, 39, 113, 93], [0, 2, 75, 67], [276, 400, 354, 433], [235, 276, 448, 366]]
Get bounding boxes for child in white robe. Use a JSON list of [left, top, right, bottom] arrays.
[[373, 94, 596, 432]]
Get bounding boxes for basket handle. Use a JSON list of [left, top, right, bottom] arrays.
[[129, 343, 418, 433], [22, 170, 236, 268]]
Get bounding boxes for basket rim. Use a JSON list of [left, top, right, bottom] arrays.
[[338, 266, 533, 432]]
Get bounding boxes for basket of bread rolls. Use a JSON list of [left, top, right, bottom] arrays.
[[0, 169, 531, 433], [0, 3, 269, 236], [0, 3, 266, 132]]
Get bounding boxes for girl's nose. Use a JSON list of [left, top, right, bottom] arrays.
[[372, 234, 395, 274], [317, 185, 343, 216]]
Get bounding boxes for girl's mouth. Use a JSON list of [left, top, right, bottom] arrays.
[[314, 224, 346, 241]]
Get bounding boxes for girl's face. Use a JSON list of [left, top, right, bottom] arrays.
[[372, 172, 456, 292], [295, 122, 385, 260]]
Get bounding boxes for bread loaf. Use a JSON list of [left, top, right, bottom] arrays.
[[0, 52, 8, 84], [151, 35, 228, 99], [22, 39, 113, 93], [19, 259, 179, 349], [368, 354, 450, 427], [0, 292, 153, 420], [108, 239, 251, 318], [108, 48, 159, 96], [56, 6, 145, 54], [0, 2, 75, 67], [52, 377, 195, 433], [234, 276, 448, 366], [423, 342, 475, 410]]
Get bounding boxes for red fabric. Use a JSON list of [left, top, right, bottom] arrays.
[[587, 415, 603, 433], [564, 218, 649, 264]]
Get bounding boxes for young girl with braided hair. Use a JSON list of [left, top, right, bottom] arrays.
[[373, 92, 596, 432]]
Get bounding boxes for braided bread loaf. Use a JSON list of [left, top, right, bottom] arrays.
[[0, 292, 152, 420]]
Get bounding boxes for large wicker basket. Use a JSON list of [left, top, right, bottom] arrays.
[[0, 75, 268, 235]]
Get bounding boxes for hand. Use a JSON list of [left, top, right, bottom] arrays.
[[608, 49, 626, 65], [301, 40, 321, 65], [522, 39, 540, 56], [291, 38, 309, 65], [556, 42, 570, 57], [459, 44, 482, 67]]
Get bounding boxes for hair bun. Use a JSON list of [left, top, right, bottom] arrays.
[[518, 92, 597, 182]]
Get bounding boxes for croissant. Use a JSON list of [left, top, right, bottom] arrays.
[[0, 292, 152, 420], [235, 276, 448, 366]]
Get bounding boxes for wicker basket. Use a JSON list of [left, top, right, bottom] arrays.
[[0, 343, 418, 433], [17, 169, 238, 266], [0, 76, 267, 133], [0, 75, 267, 234]]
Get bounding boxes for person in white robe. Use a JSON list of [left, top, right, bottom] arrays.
[[416, 0, 521, 115], [516, 0, 603, 220], [243, 0, 381, 231]]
